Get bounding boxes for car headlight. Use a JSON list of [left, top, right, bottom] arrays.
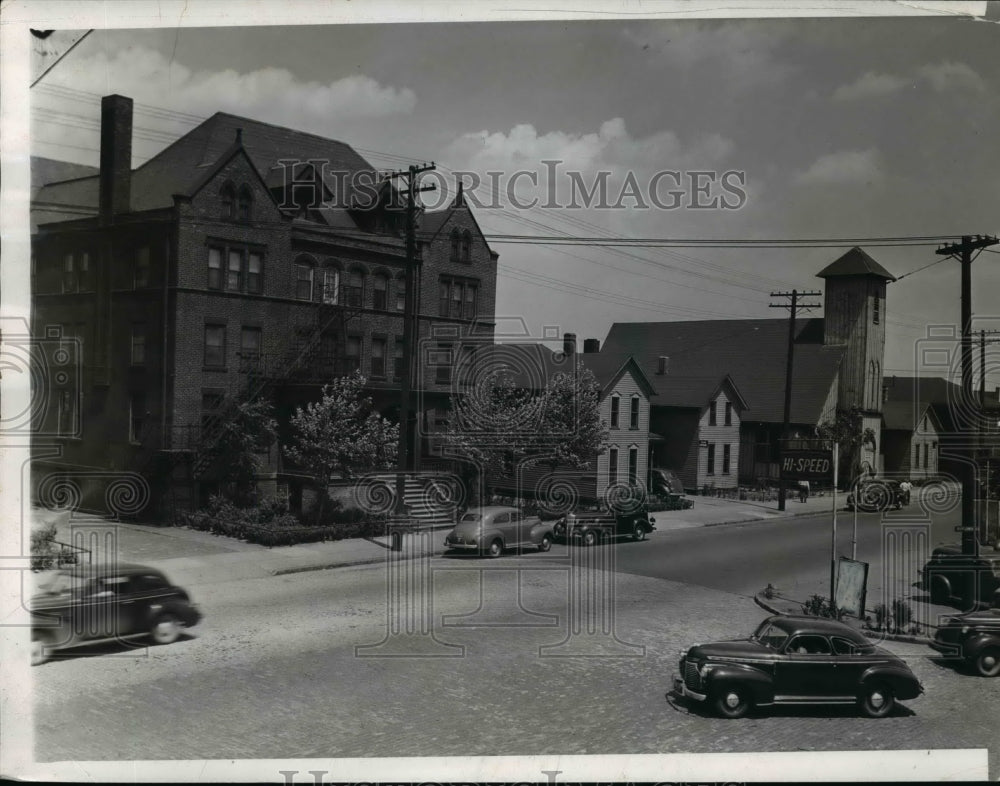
[[678, 648, 688, 659], [699, 662, 713, 678], [961, 626, 970, 635]]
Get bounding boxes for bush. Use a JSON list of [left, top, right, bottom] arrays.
[[801, 593, 845, 620], [30, 522, 79, 572], [647, 494, 693, 512], [184, 494, 388, 547]]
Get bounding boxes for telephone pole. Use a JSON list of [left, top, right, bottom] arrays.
[[386, 163, 436, 517], [770, 289, 822, 511], [935, 235, 999, 555]]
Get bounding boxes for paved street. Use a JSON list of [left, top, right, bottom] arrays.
[[34, 547, 1000, 776]]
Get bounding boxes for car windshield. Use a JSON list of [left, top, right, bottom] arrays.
[[460, 513, 482, 522], [750, 621, 789, 650]]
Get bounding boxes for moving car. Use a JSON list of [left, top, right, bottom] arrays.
[[443, 505, 554, 557], [846, 479, 909, 512], [31, 562, 202, 665], [673, 614, 923, 718], [649, 468, 684, 497], [920, 546, 1000, 609], [552, 506, 656, 545], [931, 607, 1000, 677]]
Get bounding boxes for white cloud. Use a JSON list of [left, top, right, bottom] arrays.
[[916, 61, 986, 93], [32, 46, 416, 164], [832, 71, 910, 101], [832, 61, 985, 101], [794, 149, 883, 187]]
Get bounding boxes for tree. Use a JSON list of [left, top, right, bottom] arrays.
[[209, 395, 278, 505], [816, 407, 877, 489], [440, 359, 608, 504], [285, 371, 399, 522]]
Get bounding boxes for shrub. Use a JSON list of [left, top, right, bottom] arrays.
[[801, 594, 844, 620], [30, 522, 79, 572], [185, 494, 388, 547]]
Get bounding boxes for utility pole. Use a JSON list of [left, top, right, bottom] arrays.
[[935, 235, 999, 556], [386, 163, 436, 517], [770, 289, 822, 511]]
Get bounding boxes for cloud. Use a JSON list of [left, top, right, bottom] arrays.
[[832, 61, 985, 101], [33, 46, 416, 164], [916, 61, 987, 93], [832, 71, 910, 101], [794, 149, 883, 187]]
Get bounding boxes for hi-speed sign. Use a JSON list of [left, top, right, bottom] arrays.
[[780, 449, 834, 480]]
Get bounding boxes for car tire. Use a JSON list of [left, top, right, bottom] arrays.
[[632, 522, 646, 541], [537, 534, 552, 553], [859, 681, 895, 718], [150, 613, 182, 645], [31, 635, 48, 667], [713, 684, 752, 719], [486, 539, 503, 558], [582, 530, 597, 547], [972, 647, 1000, 678]]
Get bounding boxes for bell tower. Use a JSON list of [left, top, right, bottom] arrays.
[[817, 247, 896, 473]]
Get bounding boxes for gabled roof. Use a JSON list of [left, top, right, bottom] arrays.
[[34, 111, 378, 216], [882, 399, 940, 432], [882, 375, 970, 432], [602, 318, 844, 424], [816, 246, 896, 281], [578, 353, 656, 399]]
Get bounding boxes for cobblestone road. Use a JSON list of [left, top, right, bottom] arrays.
[[32, 555, 999, 778]]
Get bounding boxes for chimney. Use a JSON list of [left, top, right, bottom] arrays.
[[583, 338, 600, 354], [657, 355, 669, 375], [563, 333, 576, 357], [99, 95, 133, 224]]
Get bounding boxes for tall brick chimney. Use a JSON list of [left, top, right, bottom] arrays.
[[563, 333, 576, 357], [99, 94, 133, 224]]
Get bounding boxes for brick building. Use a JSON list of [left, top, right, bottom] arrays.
[[30, 94, 497, 518]]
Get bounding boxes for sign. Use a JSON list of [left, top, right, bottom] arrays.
[[955, 526, 976, 532], [834, 557, 869, 618], [698, 439, 709, 447], [780, 449, 834, 480]]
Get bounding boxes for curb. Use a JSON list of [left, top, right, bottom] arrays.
[[702, 508, 830, 527], [753, 592, 935, 645], [271, 554, 401, 576]]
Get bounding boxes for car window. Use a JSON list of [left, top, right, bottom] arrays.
[[460, 513, 481, 522], [92, 576, 130, 596], [787, 635, 831, 655], [132, 574, 169, 593], [831, 636, 861, 655], [494, 513, 510, 524], [752, 622, 789, 650]]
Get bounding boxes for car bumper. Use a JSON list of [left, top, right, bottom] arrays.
[[672, 674, 707, 702], [444, 541, 480, 551], [929, 637, 961, 657]]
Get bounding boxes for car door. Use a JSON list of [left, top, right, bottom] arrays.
[[775, 634, 835, 699], [75, 576, 119, 641], [492, 512, 511, 546], [828, 636, 870, 696]]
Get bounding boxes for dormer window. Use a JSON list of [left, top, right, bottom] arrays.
[[221, 183, 236, 220], [450, 228, 461, 263]]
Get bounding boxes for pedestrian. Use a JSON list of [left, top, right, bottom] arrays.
[[899, 479, 912, 506], [798, 480, 810, 503]]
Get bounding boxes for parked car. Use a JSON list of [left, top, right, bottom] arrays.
[[846, 479, 909, 512], [920, 546, 1000, 609], [31, 562, 202, 665], [930, 607, 1000, 677], [673, 614, 923, 718], [444, 505, 554, 557], [649, 468, 684, 497], [552, 506, 656, 545]]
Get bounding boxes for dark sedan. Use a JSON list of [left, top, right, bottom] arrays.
[[31, 562, 202, 665], [931, 608, 1000, 677], [673, 615, 923, 718]]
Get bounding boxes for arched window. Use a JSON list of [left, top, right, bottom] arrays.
[[450, 228, 461, 262], [237, 185, 253, 222], [321, 264, 341, 305], [347, 268, 365, 307], [461, 230, 472, 262], [609, 393, 621, 429], [629, 395, 641, 429], [608, 446, 619, 484], [372, 272, 389, 311], [293, 254, 316, 300], [395, 273, 406, 311], [221, 183, 236, 220]]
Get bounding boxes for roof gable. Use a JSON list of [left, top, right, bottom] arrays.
[[602, 318, 843, 424], [579, 353, 656, 399]]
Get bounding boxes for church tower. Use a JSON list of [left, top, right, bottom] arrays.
[[817, 247, 896, 473]]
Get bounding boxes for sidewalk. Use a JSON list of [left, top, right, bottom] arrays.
[[33, 484, 958, 589]]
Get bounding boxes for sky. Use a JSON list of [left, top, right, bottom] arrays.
[[26, 11, 1000, 387]]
